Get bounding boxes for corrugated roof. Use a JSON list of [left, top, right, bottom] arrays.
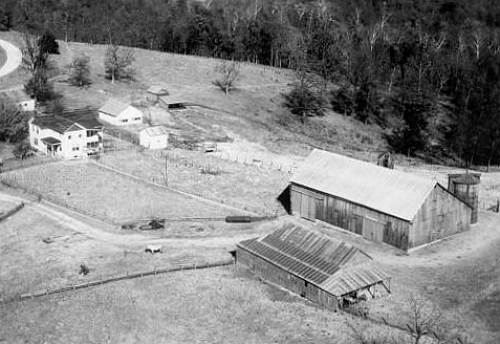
[[237, 223, 389, 297], [142, 126, 169, 137], [0, 89, 32, 104], [98, 99, 131, 117], [291, 149, 438, 221]]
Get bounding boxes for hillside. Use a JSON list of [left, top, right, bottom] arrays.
[[0, 30, 387, 161]]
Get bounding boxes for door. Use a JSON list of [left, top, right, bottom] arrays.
[[315, 197, 325, 221], [350, 215, 363, 235], [362, 217, 384, 243]]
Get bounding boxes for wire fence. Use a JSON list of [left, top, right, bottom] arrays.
[[0, 155, 59, 173]]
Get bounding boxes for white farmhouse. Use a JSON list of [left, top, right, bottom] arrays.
[[0, 89, 36, 111], [98, 99, 143, 126], [29, 110, 104, 159], [140, 126, 169, 149]]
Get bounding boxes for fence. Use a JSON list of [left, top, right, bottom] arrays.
[[0, 179, 118, 225], [104, 127, 140, 146], [0, 155, 58, 173], [1, 258, 234, 304], [0, 202, 24, 222]]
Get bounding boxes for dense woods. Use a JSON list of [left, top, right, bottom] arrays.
[[3, 0, 500, 166]]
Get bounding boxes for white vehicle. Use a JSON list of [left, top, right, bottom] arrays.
[[145, 244, 162, 254]]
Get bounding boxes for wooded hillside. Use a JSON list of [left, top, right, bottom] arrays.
[[3, 0, 500, 166]]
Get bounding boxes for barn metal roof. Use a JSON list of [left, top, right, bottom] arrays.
[[147, 86, 169, 96], [291, 149, 438, 222], [237, 223, 390, 297], [98, 99, 131, 117]]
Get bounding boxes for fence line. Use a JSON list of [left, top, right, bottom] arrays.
[[0, 179, 118, 225], [0, 155, 59, 173], [0, 202, 24, 222], [1, 259, 234, 304]]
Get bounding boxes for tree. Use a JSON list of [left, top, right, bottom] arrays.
[[68, 54, 92, 87], [25, 69, 55, 102], [38, 30, 59, 55], [104, 44, 135, 83], [0, 103, 29, 143], [283, 85, 325, 123], [213, 60, 240, 94]]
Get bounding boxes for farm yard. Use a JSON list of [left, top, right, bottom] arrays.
[[0, 160, 243, 223], [98, 148, 290, 215]]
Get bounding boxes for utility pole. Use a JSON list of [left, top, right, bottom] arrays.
[[164, 154, 168, 187]]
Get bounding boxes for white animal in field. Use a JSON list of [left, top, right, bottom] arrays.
[[145, 244, 162, 254]]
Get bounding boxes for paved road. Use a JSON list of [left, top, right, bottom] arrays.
[[0, 39, 22, 78]]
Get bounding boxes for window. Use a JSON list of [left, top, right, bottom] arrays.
[[72, 147, 79, 151], [36, 128, 39, 134], [78, 134, 82, 138], [34, 138, 38, 145], [134, 117, 141, 121], [68, 135, 72, 140], [87, 142, 99, 148], [87, 130, 98, 137], [121, 119, 128, 123]]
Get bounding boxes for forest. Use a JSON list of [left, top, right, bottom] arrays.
[[2, 0, 500, 166]]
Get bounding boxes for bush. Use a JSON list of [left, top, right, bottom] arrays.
[[283, 85, 325, 123], [24, 69, 55, 102], [213, 61, 240, 94], [12, 140, 31, 160], [331, 86, 355, 116]]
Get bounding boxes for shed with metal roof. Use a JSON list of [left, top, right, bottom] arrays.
[[236, 223, 391, 309], [288, 149, 472, 251], [98, 99, 143, 126]]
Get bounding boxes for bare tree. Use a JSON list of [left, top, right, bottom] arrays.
[[104, 44, 135, 83], [213, 61, 240, 94]]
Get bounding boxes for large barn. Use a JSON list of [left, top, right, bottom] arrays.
[[237, 223, 391, 309], [289, 149, 472, 251]]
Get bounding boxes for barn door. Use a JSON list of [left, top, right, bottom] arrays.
[[315, 197, 325, 221], [349, 215, 363, 235], [362, 217, 384, 243], [299, 194, 316, 221]]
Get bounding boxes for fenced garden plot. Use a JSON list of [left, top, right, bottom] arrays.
[[98, 149, 290, 216], [0, 161, 236, 222]]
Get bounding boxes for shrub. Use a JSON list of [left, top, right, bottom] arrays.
[[0, 103, 29, 143], [213, 61, 240, 94], [12, 140, 31, 160], [283, 85, 325, 123]]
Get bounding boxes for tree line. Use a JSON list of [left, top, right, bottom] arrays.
[[3, 0, 500, 166]]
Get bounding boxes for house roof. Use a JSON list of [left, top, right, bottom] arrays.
[[147, 86, 169, 96], [0, 89, 33, 104], [237, 223, 389, 297], [98, 99, 131, 117], [141, 126, 169, 137], [291, 149, 439, 221], [32, 110, 103, 134]]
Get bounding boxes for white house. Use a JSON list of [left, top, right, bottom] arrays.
[[98, 99, 143, 126], [29, 110, 104, 159], [140, 126, 169, 149], [0, 89, 36, 111]]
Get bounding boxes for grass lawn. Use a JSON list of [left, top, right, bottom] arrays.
[[0, 160, 240, 222], [0, 45, 6, 70], [0, 266, 404, 344], [99, 148, 289, 215]]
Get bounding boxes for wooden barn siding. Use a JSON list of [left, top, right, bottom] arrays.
[[290, 184, 410, 250], [236, 248, 340, 309], [410, 186, 471, 248]]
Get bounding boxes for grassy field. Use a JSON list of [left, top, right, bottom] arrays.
[[99, 148, 289, 215], [0, 45, 6, 70], [0, 203, 233, 300], [0, 266, 405, 344], [0, 161, 241, 222]]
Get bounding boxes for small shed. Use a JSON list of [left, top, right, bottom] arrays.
[[289, 149, 472, 251], [98, 99, 143, 126], [140, 126, 169, 149], [147, 86, 169, 104], [237, 223, 391, 309]]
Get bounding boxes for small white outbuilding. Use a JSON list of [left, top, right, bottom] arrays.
[[98, 99, 143, 126], [140, 126, 169, 149]]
